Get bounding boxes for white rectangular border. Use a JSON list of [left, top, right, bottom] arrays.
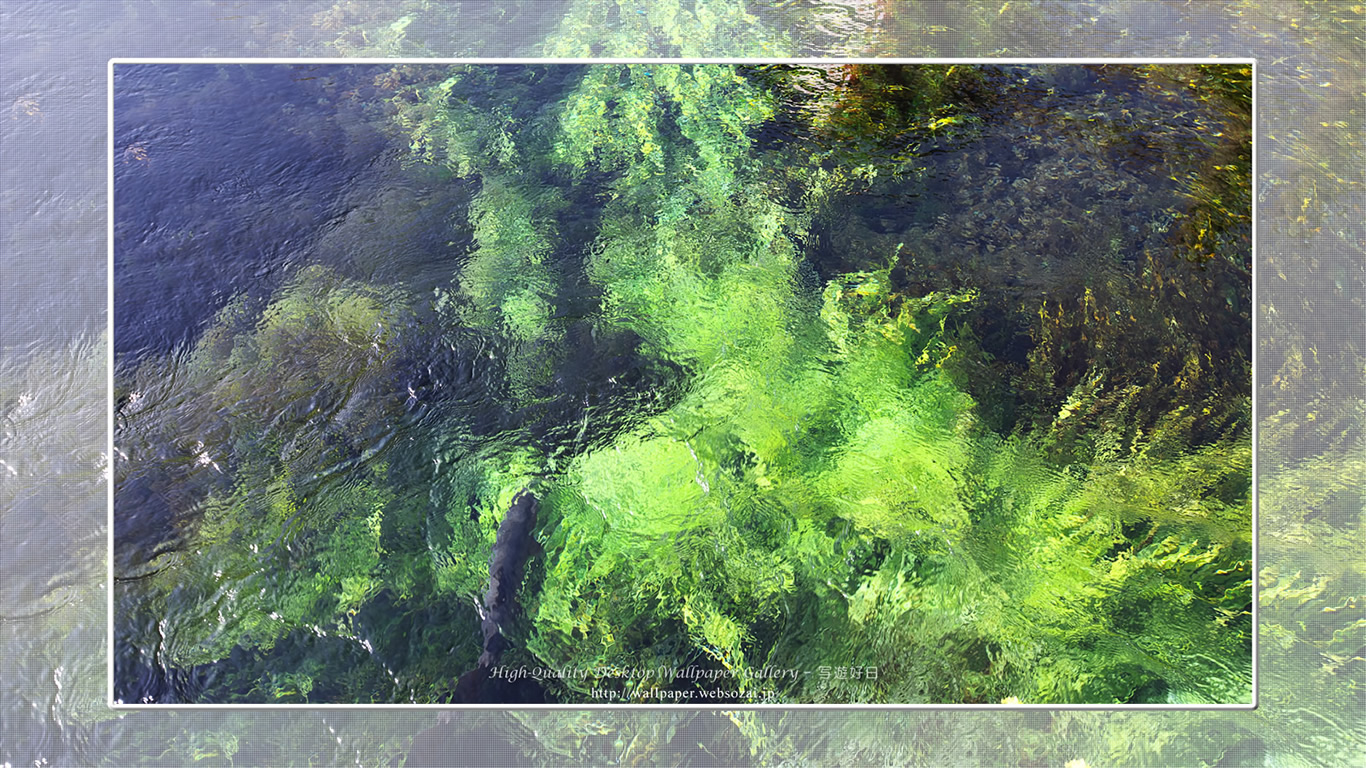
[[108, 57, 1257, 711]]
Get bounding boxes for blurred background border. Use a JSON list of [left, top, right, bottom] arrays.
[[1, 2, 1360, 766]]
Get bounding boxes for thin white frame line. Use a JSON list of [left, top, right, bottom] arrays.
[[1249, 56, 1259, 711], [108, 57, 1256, 64], [107, 57, 1257, 711], [107, 55, 118, 712]]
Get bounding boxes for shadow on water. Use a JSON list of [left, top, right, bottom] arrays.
[[113, 64, 401, 364], [758, 63, 1249, 436]]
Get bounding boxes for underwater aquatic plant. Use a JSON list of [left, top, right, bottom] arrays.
[[114, 63, 1252, 706], [389, 64, 1250, 703]]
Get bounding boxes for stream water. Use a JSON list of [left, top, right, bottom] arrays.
[[0, 1, 1359, 766], [110, 61, 1251, 705]]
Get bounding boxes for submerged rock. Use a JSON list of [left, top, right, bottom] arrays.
[[448, 488, 545, 703]]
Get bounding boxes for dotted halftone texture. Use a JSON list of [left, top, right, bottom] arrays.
[[3, 0, 1362, 766]]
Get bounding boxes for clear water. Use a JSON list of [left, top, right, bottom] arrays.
[[0, 0, 1359, 765], [109, 62, 1252, 707]]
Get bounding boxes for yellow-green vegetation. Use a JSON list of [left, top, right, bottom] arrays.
[[402, 67, 574, 399], [134, 466, 393, 672], [540, 0, 792, 58], [115, 63, 1254, 708], [381, 63, 1253, 704], [116, 266, 482, 700], [184, 264, 400, 454]]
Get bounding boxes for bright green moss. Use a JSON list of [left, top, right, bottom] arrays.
[[117, 63, 1253, 706], [385, 63, 1254, 704]]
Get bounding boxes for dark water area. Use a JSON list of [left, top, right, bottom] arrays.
[[111, 64, 632, 704], [114, 65, 394, 364], [764, 63, 1251, 434]]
